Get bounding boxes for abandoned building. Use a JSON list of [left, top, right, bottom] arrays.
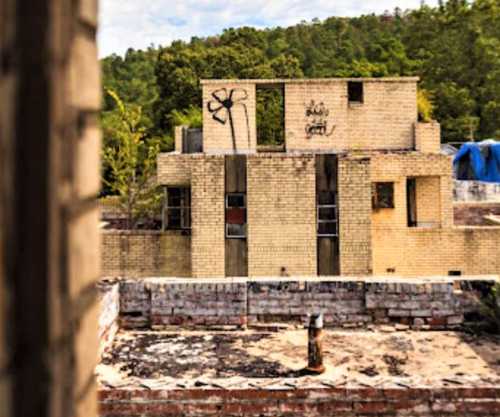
[[153, 78, 500, 278]]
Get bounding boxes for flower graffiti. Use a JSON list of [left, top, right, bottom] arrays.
[[207, 88, 251, 151]]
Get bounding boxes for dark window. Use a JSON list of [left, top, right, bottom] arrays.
[[372, 182, 394, 209], [448, 270, 462, 276], [348, 81, 363, 103], [407, 178, 417, 227], [226, 193, 246, 238], [163, 187, 191, 230]]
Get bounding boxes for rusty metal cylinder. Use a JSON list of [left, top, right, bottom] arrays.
[[306, 313, 325, 374]]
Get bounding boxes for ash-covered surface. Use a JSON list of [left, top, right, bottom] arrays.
[[98, 329, 500, 390]]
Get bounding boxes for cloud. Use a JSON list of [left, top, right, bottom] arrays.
[[98, 0, 438, 57]]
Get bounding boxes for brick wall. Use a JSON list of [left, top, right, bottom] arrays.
[[99, 385, 500, 417], [284, 79, 418, 152], [415, 121, 441, 153], [338, 156, 373, 275], [101, 230, 191, 277], [247, 154, 317, 276], [191, 156, 225, 277], [202, 81, 257, 153], [370, 152, 500, 276], [157, 153, 193, 186], [117, 276, 496, 330]]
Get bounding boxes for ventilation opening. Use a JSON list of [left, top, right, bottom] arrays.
[[256, 84, 285, 151], [348, 81, 364, 104], [448, 270, 462, 276]]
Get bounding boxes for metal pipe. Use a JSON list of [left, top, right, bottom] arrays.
[[306, 313, 325, 374]]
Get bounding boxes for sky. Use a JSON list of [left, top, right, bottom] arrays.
[[98, 0, 439, 58]]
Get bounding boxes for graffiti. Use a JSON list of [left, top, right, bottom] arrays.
[[305, 100, 335, 139], [207, 88, 251, 151]]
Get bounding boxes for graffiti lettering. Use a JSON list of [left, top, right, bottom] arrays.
[[304, 100, 335, 139]]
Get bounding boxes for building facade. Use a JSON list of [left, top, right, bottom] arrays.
[[157, 78, 500, 278]]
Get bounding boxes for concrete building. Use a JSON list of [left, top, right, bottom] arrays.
[[156, 78, 500, 278]]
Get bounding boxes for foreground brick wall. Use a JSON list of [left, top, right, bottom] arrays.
[[118, 277, 494, 330], [191, 156, 225, 277], [247, 154, 317, 276], [101, 231, 191, 277], [1, 1, 101, 416], [99, 384, 500, 417]]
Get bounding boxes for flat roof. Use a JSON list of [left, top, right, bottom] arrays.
[[200, 77, 420, 85]]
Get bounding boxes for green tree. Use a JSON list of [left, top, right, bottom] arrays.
[[102, 90, 162, 229]]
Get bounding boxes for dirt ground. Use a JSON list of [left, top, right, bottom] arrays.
[[98, 328, 500, 389]]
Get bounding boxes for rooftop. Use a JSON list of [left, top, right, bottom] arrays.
[[98, 328, 500, 391]]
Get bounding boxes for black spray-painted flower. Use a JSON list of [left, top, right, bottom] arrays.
[[207, 88, 250, 150]]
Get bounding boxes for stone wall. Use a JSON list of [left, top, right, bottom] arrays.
[[99, 385, 500, 417], [98, 280, 120, 357], [0, 1, 101, 416], [117, 277, 496, 330], [454, 180, 500, 202], [101, 230, 191, 277], [247, 154, 317, 276]]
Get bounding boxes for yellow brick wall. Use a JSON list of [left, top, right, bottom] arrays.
[[285, 79, 418, 151], [338, 156, 373, 275], [202, 81, 257, 153], [369, 152, 500, 276], [247, 154, 317, 276], [157, 153, 193, 186], [101, 231, 191, 277], [415, 121, 441, 153], [174, 125, 184, 153], [415, 176, 441, 227], [191, 155, 225, 277]]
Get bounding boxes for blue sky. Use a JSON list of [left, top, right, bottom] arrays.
[[98, 0, 438, 57]]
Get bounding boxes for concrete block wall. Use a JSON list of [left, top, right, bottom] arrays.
[[415, 121, 441, 153], [202, 81, 257, 154], [101, 231, 191, 277], [247, 154, 317, 276], [338, 156, 373, 275], [191, 156, 226, 277]]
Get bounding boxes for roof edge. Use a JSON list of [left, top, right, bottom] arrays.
[[200, 77, 420, 85]]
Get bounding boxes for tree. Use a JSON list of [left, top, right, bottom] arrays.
[[102, 90, 162, 229]]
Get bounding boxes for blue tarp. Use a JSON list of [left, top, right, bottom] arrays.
[[453, 141, 500, 183]]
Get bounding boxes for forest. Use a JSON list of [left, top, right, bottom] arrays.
[[100, 0, 499, 219]]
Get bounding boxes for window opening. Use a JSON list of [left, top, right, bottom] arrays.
[[163, 187, 191, 230], [372, 182, 394, 209], [317, 191, 338, 237], [226, 193, 246, 238], [256, 85, 285, 148], [348, 81, 363, 104]]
